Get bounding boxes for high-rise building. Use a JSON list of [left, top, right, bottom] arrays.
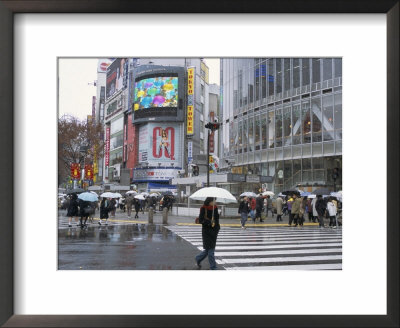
[[219, 58, 342, 194]]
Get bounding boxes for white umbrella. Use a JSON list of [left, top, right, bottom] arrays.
[[307, 194, 317, 199], [134, 195, 146, 200], [240, 192, 257, 198], [100, 192, 115, 198], [262, 191, 275, 197], [189, 187, 237, 204], [141, 192, 149, 197], [113, 192, 123, 198], [78, 192, 98, 202], [126, 190, 137, 195]]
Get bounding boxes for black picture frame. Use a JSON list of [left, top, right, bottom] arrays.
[[0, 1, 398, 327]]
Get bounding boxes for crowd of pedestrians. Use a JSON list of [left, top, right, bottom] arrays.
[[237, 192, 341, 229]]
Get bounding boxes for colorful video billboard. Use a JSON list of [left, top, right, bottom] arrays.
[[134, 77, 178, 111]]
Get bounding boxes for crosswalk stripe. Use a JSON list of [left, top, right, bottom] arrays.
[[182, 236, 342, 242], [189, 239, 342, 246], [216, 255, 342, 265], [209, 243, 342, 250], [214, 248, 342, 257], [226, 263, 342, 270]]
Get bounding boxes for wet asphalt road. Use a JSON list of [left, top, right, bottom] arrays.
[[58, 224, 203, 270]]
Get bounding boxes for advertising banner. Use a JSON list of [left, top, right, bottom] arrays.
[[188, 141, 193, 163], [105, 126, 110, 166], [138, 123, 182, 166], [133, 168, 180, 181], [106, 58, 128, 99], [97, 59, 112, 73], [187, 105, 194, 135], [70, 163, 81, 180], [84, 164, 93, 180], [187, 67, 195, 136]]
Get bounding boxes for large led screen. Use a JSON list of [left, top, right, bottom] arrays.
[[134, 77, 178, 111]]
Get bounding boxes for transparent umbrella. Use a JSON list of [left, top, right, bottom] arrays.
[[78, 192, 98, 202], [189, 187, 237, 204], [240, 192, 258, 198]]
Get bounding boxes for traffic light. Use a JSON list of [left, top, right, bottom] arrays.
[[332, 167, 340, 180], [192, 165, 199, 176], [205, 122, 220, 131]]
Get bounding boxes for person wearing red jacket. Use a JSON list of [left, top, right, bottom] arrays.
[[249, 197, 257, 222]]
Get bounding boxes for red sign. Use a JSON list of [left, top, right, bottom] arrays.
[[84, 164, 93, 180], [70, 163, 81, 179], [105, 126, 110, 166]]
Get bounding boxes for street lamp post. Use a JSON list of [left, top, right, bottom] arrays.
[[205, 122, 220, 188]]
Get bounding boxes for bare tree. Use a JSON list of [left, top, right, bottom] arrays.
[[58, 114, 104, 185]]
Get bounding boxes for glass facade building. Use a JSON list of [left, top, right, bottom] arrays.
[[220, 58, 342, 194]]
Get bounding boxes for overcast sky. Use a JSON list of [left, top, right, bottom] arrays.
[[58, 58, 220, 121]]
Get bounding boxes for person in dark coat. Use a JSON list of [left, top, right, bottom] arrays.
[[255, 195, 265, 223], [238, 196, 250, 229], [110, 198, 116, 217], [315, 195, 327, 228], [134, 198, 141, 219], [66, 193, 79, 227], [195, 197, 220, 270], [79, 199, 94, 229], [99, 197, 111, 226]]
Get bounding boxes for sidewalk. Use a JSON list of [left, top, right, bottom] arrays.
[[91, 209, 323, 228]]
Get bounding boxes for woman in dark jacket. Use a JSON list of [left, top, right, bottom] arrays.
[[195, 197, 220, 270], [238, 196, 250, 229], [134, 198, 141, 219], [67, 193, 79, 227], [79, 199, 94, 229], [315, 195, 327, 228], [99, 198, 111, 226]]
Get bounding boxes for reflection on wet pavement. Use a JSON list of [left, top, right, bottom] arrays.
[[58, 224, 200, 270]]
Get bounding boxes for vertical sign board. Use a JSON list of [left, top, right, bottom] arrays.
[[188, 141, 193, 164], [187, 67, 195, 136], [105, 126, 110, 168]]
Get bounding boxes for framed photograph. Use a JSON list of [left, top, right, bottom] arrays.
[[0, 1, 398, 327]]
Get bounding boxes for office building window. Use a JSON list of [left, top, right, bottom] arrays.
[[276, 59, 282, 94], [334, 93, 342, 139], [255, 115, 261, 150], [243, 118, 248, 153], [275, 107, 283, 147], [248, 117, 254, 152], [334, 58, 342, 78], [261, 113, 267, 149], [302, 158, 312, 181], [283, 105, 292, 146], [261, 60, 267, 99], [301, 58, 310, 86], [293, 58, 300, 89], [292, 103, 301, 145], [323, 58, 333, 81], [322, 95, 334, 141], [312, 97, 322, 142], [302, 100, 311, 143], [268, 110, 275, 148], [284, 58, 291, 92], [268, 59, 275, 97], [312, 58, 321, 84]]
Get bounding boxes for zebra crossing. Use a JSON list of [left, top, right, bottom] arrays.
[[166, 225, 342, 270]]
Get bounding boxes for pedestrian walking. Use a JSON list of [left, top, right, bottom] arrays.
[[110, 198, 116, 217], [265, 195, 274, 218], [134, 198, 141, 219], [125, 195, 134, 218], [238, 196, 250, 229], [315, 195, 327, 227], [195, 197, 220, 270], [289, 194, 302, 226], [287, 196, 293, 223], [99, 197, 112, 225], [311, 197, 318, 223], [66, 193, 79, 227], [327, 197, 338, 228], [275, 196, 283, 222], [307, 197, 313, 222], [255, 194, 265, 223], [249, 197, 256, 222], [78, 199, 94, 229]]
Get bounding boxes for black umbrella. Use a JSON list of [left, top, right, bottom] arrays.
[[312, 187, 331, 196], [281, 189, 300, 196], [67, 188, 85, 194]]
